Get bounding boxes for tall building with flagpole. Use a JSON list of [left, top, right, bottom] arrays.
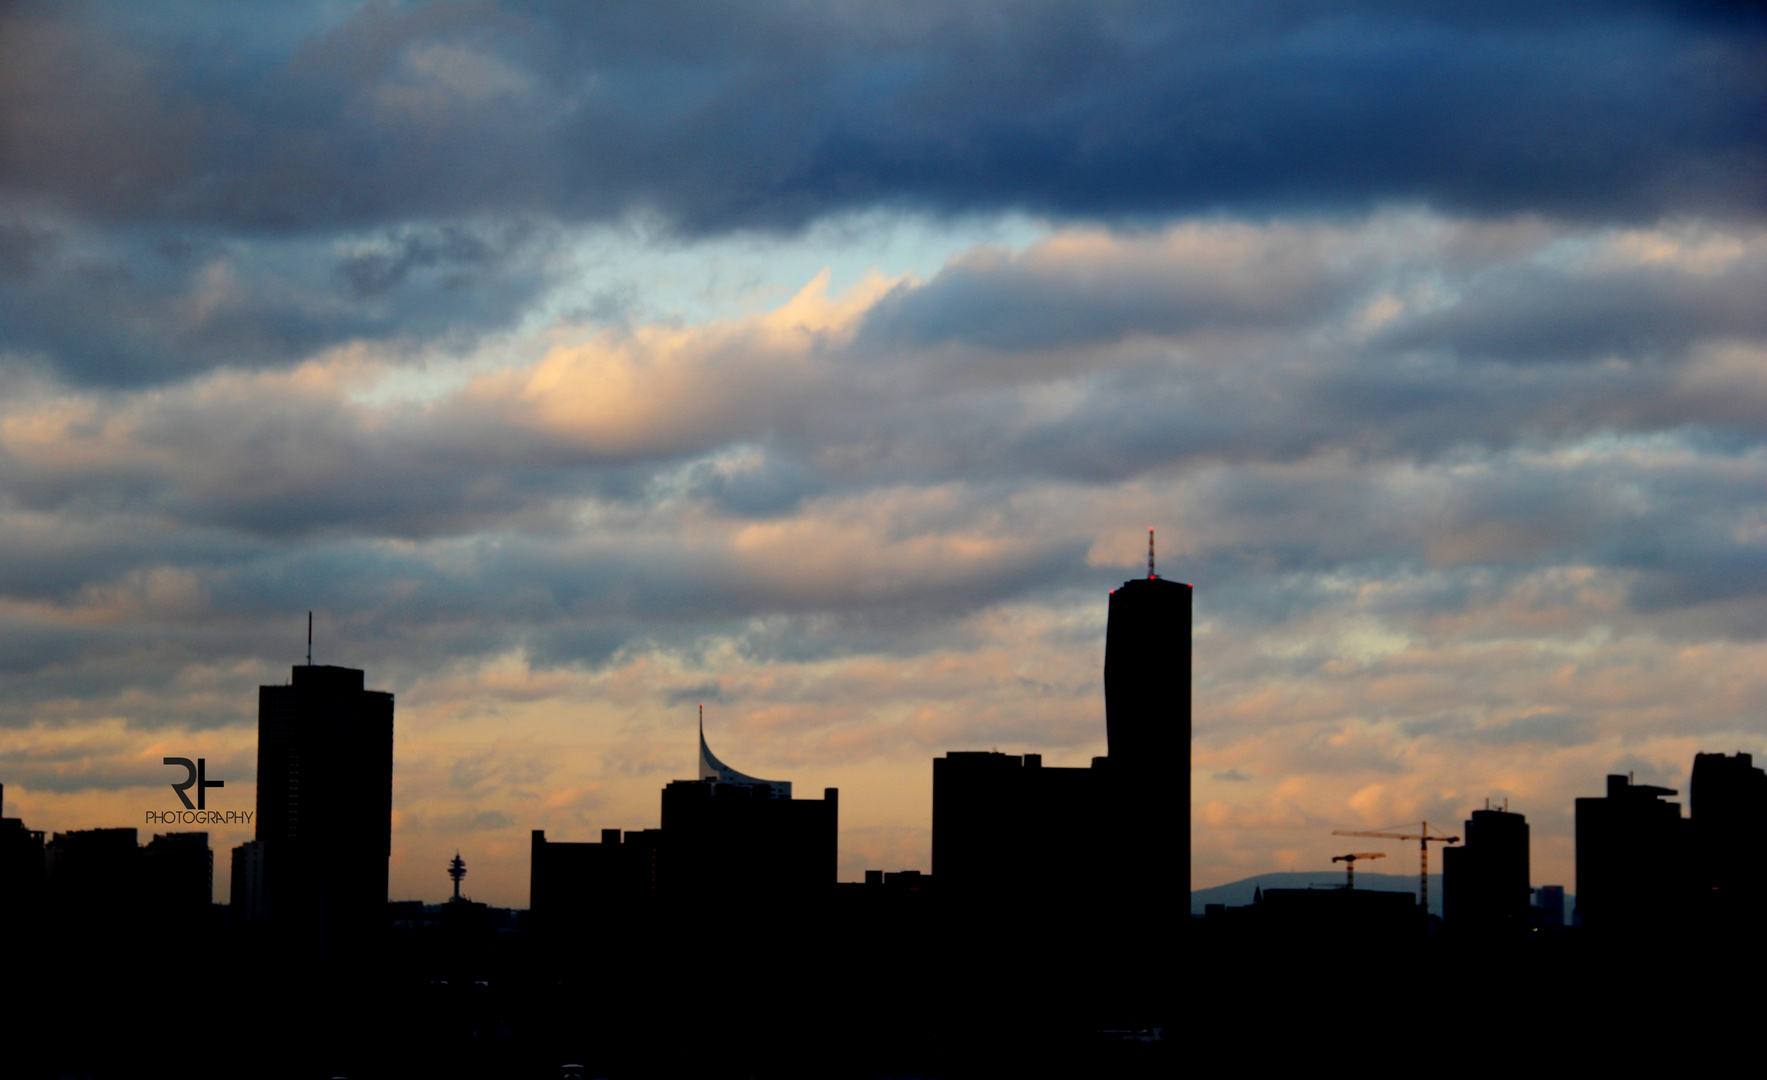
[[1103, 527, 1192, 897]]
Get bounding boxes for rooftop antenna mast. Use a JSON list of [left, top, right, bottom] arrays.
[[306, 611, 312, 666], [1148, 527, 1157, 579]]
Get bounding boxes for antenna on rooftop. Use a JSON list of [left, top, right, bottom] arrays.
[[700, 702, 704, 736], [307, 611, 312, 666], [1148, 528, 1156, 579]]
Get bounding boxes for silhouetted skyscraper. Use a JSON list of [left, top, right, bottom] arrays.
[[1103, 541, 1191, 900], [1442, 806, 1530, 934], [256, 663, 394, 964], [1104, 575, 1192, 773]]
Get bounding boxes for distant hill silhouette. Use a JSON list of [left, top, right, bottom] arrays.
[[1192, 872, 1575, 924]]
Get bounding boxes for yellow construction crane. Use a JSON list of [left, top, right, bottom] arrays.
[[1330, 851, 1385, 890], [1330, 822, 1460, 915]]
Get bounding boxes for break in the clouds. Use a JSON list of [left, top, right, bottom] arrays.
[[1, 1, 1764, 906]]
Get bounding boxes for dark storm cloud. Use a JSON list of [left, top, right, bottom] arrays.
[[3, 1, 1761, 387], [3, 2, 1761, 233]]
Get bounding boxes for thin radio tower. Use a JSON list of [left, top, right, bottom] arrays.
[[306, 611, 312, 666], [1148, 527, 1156, 579], [448, 852, 467, 901]]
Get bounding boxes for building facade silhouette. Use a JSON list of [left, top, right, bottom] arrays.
[[0, 783, 44, 924], [529, 826, 663, 933], [931, 750, 1095, 910], [249, 663, 394, 963], [1103, 568, 1192, 902], [1575, 774, 1685, 933], [530, 720, 836, 933], [1688, 751, 1767, 921], [1442, 806, 1530, 934], [141, 831, 212, 927]]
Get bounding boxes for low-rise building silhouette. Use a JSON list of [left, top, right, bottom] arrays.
[[932, 750, 1095, 915], [142, 831, 212, 926], [1533, 883, 1566, 929], [529, 826, 663, 932], [0, 783, 45, 922], [44, 827, 140, 931], [1575, 774, 1686, 933]]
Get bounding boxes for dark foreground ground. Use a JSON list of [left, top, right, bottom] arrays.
[[5, 904, 1170, 1079], [8, 913, 1742, 1077]]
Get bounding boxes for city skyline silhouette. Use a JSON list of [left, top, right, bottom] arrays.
[[3, 2, 1764, 1075], [7, 543, 1763, 1076]]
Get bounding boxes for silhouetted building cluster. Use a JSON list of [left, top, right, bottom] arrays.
[[1574, 753, 1767, 935], [531, 713, 837, 932], [9, 574, 1195, 1078], [930, 561, 1188, 953], [29, 551, 1767, 1072], [1202, 750, 1767, 945], [0, 796, 215, 937]]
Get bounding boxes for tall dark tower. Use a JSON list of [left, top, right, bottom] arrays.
[[256, 663, 394, 966], [1103, 529, 1192, 895]]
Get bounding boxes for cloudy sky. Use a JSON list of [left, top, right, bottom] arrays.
[[2, 1, 1764, 906]]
